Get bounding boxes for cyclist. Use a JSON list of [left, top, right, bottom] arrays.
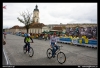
[[24, 33, 33, 53], [50, 33, 58, 58]]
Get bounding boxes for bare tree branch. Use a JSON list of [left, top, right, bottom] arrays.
[[17, 10, 33, 33], [17, 17, 25, 24]]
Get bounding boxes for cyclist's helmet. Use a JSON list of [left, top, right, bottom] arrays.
[[27, 34, 30, 37]]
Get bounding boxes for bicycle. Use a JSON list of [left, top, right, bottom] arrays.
[[23, 42, 34, 57], [46, 45, 66, 64]]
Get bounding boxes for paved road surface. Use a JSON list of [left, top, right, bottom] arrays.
[[3, 34, 98, 65], [3, 50, 7, 65], [3, 48, 11, 66]]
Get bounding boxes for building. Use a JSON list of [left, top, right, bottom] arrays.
[[33, 5, 40, 23], [5, 5, 97, 34], [66, 23, 97, 28], [29, 23, 45, 33], [6, 5, 47, 34], [47, 23, 67, 31]]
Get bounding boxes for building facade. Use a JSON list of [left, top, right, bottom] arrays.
[[33, 5, 39, 23], [5, 5, 97, 34]]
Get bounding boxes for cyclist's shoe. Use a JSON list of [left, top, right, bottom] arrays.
[[52, 55, 55, 58]]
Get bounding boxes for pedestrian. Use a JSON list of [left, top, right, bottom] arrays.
[[3, 34, 6, 45]]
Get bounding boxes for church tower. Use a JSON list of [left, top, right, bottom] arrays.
[[33, 5, 39, 23]]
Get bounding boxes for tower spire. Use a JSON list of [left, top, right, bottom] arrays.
[[33, 4, 39, 12], [36, 4, 38, 9]]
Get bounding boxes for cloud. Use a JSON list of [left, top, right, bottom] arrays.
[[3, 3, 97, 29]]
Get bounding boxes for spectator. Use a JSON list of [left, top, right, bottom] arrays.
[[91, 36, 96, 40], [3, 34, 6, 45], [79, 35, 82, 44], [85, 36, 89, 44]]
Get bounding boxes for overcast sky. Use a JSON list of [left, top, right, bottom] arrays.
[[3, 3, 97, 29]]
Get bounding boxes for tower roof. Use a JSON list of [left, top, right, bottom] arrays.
[[34, 5, 39, 12]]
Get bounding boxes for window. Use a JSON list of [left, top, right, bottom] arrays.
[[37, 19, 38, 22]]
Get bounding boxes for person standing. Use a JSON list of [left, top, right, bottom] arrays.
[[3, 33, 6, 45]]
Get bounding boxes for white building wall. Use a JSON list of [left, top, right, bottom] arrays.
[[42, 26, 50, 32], [33, 11, 39, 23]]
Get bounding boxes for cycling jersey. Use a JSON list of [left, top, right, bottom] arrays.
[[24, 37, 33, 43], [50, 36, 57, 44], [26, 38, 31, 42]]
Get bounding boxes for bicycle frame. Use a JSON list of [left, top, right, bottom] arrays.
[[55, 46, 62, 55], [26, 46, 28, 51], [25, 42, 33, 51], [50, 45, 62, 56], [23, 45, 34, 57]]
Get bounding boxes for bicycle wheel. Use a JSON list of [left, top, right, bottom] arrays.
[[57, 52, 66, 64], [46, 48, 52, 59], [23, 46, 27, 54], [28, 47, 34, 57]]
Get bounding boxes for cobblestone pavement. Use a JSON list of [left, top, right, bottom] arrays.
[[3, 34, 98, 65]]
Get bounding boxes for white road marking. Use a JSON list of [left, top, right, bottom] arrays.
[[3, 48, 11, 65]]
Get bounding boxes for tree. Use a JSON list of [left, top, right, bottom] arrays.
[[17, 10, 33, 33]]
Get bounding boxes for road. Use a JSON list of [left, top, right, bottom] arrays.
[[3, 50, 7, 65], [3, 34, 98, 65]]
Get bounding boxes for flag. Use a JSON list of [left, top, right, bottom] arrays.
[[3, 5, 6, 9]]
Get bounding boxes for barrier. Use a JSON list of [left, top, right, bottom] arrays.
[[72, 38, 79, 45], [88, 40, 97, 47], [58, 37, 97, 48], [59, 38, 72, 43]]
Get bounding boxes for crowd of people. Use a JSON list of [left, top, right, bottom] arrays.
[[66, 26, 97, 39], [27, 33, 96, 40], [23, 26, 97, 45], [7, 26, 97, 41], [17, 32, 95, 47]]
